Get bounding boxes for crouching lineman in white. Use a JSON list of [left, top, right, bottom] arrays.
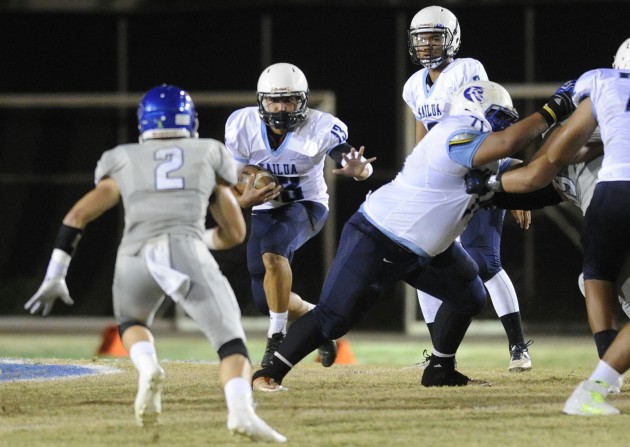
[[25, 84, 286, 442], [251, 80, 574, 391], [465, 38, 630, 416]]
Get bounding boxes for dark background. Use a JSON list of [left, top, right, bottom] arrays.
[[1, 0, 628, 332]]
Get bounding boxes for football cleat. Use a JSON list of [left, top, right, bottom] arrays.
[[134, 365, 165, 427], [609, 375, 624, 394], [421, 355, 489, 387], [261, 332, 285, 368], [563, 380, 620, 416], [227, 399, 287, 443], [508, 340, 533, 372], [317, 339, 338, 367]]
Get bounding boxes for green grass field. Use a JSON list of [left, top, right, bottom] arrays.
[[0, 332, 628, 447]]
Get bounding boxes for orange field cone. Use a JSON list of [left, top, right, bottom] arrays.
[[96, 324, 128, 357], [334, 339, 357, 364], [315, 338, 357, 365]]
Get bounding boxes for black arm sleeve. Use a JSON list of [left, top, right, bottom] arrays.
[[491, 183, 563, 210], [328, 142, 354, 166], [54, 224, 83, 255]]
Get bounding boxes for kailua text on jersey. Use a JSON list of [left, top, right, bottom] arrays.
[[225, 107, 349, 211]]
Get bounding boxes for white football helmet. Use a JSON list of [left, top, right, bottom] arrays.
[[613, 37, 630, 69], [257, 63, 309, 130], [450, 81, 519, 132], [408, 6, 461, 69]]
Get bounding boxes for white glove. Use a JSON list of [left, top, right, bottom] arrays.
[[25, 249, 75, 316], [25, 277, 74, 316]]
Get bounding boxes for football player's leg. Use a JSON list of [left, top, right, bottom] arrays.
[[114, 253, 166, 427], [253, 211, 410, 386], [582, 183, 630, 358], [221, 341, 286, 442], [255, 203, 326, 331], [264, 201, 328, 322], [462, 207, 531, 369], [615, 254, 630, 319], [417, 290, 441, 339], [429, 244, 485, 357], [171, 237, 285, 440], [413, 243, 488, 386]]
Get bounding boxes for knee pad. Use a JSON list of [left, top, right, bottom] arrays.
[[217, 338, 249, 361], [118, 320, 149, 339]]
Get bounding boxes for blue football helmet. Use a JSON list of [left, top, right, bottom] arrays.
[[137, 84, 198, 141]]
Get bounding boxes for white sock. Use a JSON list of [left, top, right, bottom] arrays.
[[129, 341, 159, 374], [268, 311, 288, 337], [225, 377, 253, 412], [589, 359, 621, 389], [485, 270, 519, 316], [417, 290, 440, 324]]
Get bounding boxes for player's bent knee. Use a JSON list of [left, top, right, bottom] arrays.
[[315, 305, 353, 340], [218, 338, 249, 361], [118, 320, 149, 338], [464, 287, 487, 316]]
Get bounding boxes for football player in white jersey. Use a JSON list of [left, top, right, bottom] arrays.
[[250, 81, 574, 392], [223, 63, 375, 369], [24, 85, 287, 442], [404, 5, 532, 372], [467, 38, 630, 415]]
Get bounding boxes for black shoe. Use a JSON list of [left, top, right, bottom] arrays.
[[421, 355, 489, 387], [261, 332, 285, 368], [317, 339, 337, 367]]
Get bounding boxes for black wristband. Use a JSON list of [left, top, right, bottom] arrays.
[[54, 224, 83, 256], [538, 105, 556, 127]]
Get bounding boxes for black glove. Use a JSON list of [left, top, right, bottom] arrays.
[[465, 169, 492, 195], [538, 80, 577, 126]]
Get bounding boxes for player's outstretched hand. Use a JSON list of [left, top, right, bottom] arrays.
[[464, 169, 492, 195], [24, 278, 74, 316], [332, 146, 376, 180]]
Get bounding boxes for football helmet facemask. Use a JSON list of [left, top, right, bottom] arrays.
[[450, 81, 519, 132], [613, 37, 630, 69], [137, 84, 198, 141], [408, 6, 461, 69], [257, 63, 309, 131]]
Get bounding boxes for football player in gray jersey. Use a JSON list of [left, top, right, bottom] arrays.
[[25, 85, 286, 442]]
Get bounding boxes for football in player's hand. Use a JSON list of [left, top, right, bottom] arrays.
[[235, 165, 278, 194]]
